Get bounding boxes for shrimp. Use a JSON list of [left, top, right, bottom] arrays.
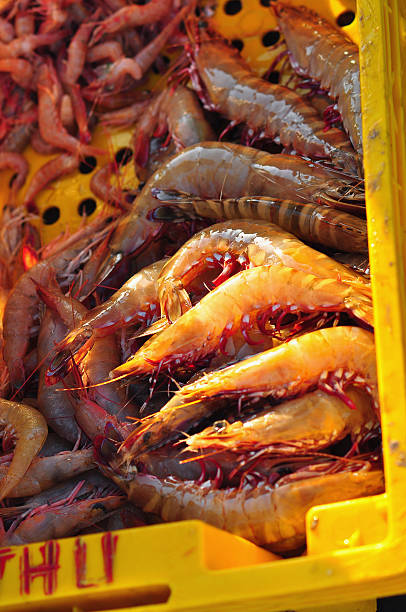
[[2, 495, 124, 545], [156, 220, 370, 323], [92, 0, 172, 40], [95, 142, 365, 284], [37, 310, 80, 443], [0, 400, 47, 500], [0, 57, 32, 88], [274, 3, 362, 158], [3, 217, 112, 390], [106, 466, 384, 552], [89, 161, 133, 210], [151, 190, 368, 253], [36, 60, 105, 158], [64, 21, 95, 87], [185, 388, 377, 454], [0, 31, 64, 58], [189, 37, 359, 173], [121, 327, 377, 458], [37, 280, 138, 419], [48, 259, 165, 380], [0, 448, 95, 497], [133, 85, 215, 167], [23, 154, 79, 212], [14, 11, 35, 37], [0, 151, 28, 191], [30, 128, 61, 155], [87, 41, 123, 64], [60, 93, 75, 130], [0, 16, 14, 42], [111, 267, 373, 382], [100, 99, 149, 128], [0, 121, 34, 153]]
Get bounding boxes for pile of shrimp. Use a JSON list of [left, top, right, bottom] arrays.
[[0, 1, 384, 555]]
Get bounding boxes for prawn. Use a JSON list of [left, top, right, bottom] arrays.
[[37, 280, 138, 419], [156, 220, 370, 323], [37, 309, 80, 443], [185, 388, 378, 454], [110, 266, 373, 382], [106, 466, 384, 552], [89, 161, 133, 210], [0, 448, 94, 497], [23, 154, 79, 212], [133, 85, 215, 167], [274, 3, 362, 158], [151, 190, 368, 253], [188, 36, 359, 173], [121, 326, 377, 458], [2, 494, 124, 545], [0, 400, 47, 500], [47, 259, 165, 380], [3, 217, 112, 390], [95, 142, 365, 284]]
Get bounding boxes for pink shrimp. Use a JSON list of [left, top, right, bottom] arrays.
[[0, 31, 65, 58], [87, 40, 123, 64], [92, 0, 173, 40], [64, 21, 95, 87], [89, 161, 132, 210], [14, 11, 35, 37], [100, 99, 149, 128], [23, 154, 79, 212], [0, 57, 33, 88], [36, 60, 105, 158]]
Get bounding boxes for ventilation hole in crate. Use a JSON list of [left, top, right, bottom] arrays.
[[79, 156, 97, 174], [262, 30, 280, 47], [260, 0, 272, 6], [115, 147, 133, 166], [224, 0, 242, 15], [231, 38, 244, 52], [78, 198, 97, 217], [42, 206, 60, 225], [336, 10, 355, 26]]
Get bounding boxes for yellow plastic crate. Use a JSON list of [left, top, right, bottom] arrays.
[[0, 0, 405, 610]]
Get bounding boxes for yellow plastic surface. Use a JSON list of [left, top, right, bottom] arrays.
[[0, 0, 405, 610]]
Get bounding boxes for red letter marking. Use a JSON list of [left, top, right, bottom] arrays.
[[20, 541, 60, 595], [0, 548, 16, 579], [75, 532, 118, 588]]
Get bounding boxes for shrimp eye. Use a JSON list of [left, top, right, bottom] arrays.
[[91, 502, 107, 512], [213, 420, 228, 432]]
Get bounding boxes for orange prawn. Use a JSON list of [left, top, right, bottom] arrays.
[[156, 220, 370, 323], [121, 326, 377, 458], [110, 266, 373, 382]]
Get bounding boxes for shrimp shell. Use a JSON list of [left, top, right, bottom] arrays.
[[111, 266, 373, 381], [121, 327, 377, 459], [108, 468, 384, 552], [275, 3, 362, 157], [157, 220, 370, 323], [0, 400, 47, 500]]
